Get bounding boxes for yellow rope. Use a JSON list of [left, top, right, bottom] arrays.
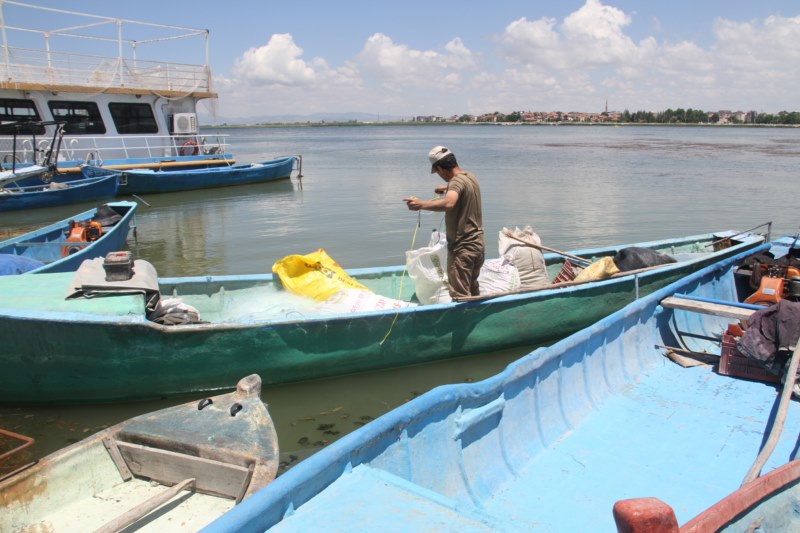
[[379, 210, 421, 345]]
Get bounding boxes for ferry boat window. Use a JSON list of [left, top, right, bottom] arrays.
[[48, 101, 106, 134], [0, 98, 45, 134], [108, 102, 158, 134]]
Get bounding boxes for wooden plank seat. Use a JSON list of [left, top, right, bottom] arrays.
[[114, 440, 253, 500], [660, 295, 758, 321], [95, 438, 254, 533]]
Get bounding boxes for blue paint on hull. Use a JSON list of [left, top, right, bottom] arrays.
[[0, 175, 119, 211], [82, 156, 296, 194]]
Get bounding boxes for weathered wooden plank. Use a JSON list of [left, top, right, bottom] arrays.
[[102, 437, 132, 481], [660, 296, 756, 320], [116, 441, 249, 499], [92, 477, 196, 533]]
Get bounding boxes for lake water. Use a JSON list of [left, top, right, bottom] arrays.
[[1, 124, 798, 473]]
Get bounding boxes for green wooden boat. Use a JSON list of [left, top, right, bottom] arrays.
[[0, 375, 279, 532], [0, 231, 764, 404]]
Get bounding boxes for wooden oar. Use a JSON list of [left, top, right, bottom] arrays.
[[502, 231, 592, 265], [741, 341, 800, 486]]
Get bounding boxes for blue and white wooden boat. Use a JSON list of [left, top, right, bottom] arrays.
[[0, 201, 137, 274], [204, 241, 800, 532], [0, 175, 118, 211], [81, 156, 298, 194]]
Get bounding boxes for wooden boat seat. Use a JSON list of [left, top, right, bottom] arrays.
[[105, 438, 253, 500], [96, 437, 254, 533], [660, 296, 757, 321]]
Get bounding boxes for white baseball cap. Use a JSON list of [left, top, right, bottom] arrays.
[[428, 145, 452, 173]]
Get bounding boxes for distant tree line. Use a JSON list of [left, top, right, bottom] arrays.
[[620, 109, 800, 125]]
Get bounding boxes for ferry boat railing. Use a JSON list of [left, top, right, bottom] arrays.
[[74, 133, 231, 163], [0, 47, 212, 95], [0, 2, 212, 95], [0, 133, 231, 167]]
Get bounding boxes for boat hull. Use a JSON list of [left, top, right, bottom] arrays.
[[0, 233, 764, 404], [0, 201, 137, 274], [203, 242, 800, 533], [0, 175, 118, 211], [82, 156, 296, 194]]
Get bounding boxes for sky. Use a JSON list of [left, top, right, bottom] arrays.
[[8, 1, 800, 121]]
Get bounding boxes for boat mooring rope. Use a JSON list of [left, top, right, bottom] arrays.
[[379, 210, 422, 346]]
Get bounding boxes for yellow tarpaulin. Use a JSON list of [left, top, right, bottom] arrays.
[[573, 256, 620, 283], [272, 249, 370, 301]]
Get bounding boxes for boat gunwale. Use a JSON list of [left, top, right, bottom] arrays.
[[93, 156, 298, 176], [0, 175, 117, 195], [0, 232, 763, 329], [0, 234, 763, 326], [0, 200, 137, 247]]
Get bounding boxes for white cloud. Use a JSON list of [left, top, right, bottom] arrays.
[[713, 15, 800, 69], [357, 33, 476, 88], [213, 1, 800, 119], [501, 17, 563, 68], [501, 0, 642, 70], [227, 33, 362, 90], [231, 34, 317, 86]]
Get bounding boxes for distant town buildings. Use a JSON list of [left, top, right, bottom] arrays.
[[410, 108, 799, 125], [412, 111, 622, 124]]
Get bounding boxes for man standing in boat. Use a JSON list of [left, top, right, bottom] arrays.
[[404, 146, 485, 299]]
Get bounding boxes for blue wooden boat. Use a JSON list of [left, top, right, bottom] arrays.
[[0, 175, 118, 211], [0, 201, 137, 274], [0, 232, 765, 404], [204, 240, 800, 532], [0, 374, 279, 532], [81, 156, 297, 194]]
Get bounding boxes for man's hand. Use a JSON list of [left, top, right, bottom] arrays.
[[403, 196, 422, 211], [434, 185, 447, 195]]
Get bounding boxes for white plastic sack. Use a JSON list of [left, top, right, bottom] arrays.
[[478, 257, 521, 295], [405, 230, 452, 304], [499, 226, 549, 290], [316, 288, 417, 315]]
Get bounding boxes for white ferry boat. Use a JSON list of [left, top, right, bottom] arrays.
[[0, 2, 241, 175]]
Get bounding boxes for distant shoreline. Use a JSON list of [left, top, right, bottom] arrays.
[[203, 121, 800, 129]]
